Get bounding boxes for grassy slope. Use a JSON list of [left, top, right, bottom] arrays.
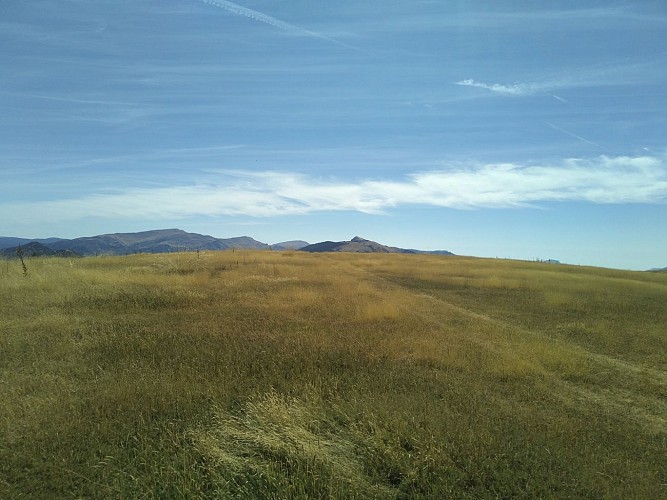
[[0, 252, 665, 498]]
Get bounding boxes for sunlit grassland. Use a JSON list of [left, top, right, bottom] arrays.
[[1, 251, 665, 498]]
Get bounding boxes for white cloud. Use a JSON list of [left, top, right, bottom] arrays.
[[2, 155, 666, 224]]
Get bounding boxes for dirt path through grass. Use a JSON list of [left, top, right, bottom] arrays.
[[330, 255, 667, 436]]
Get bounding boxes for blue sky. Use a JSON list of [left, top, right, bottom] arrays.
[[1, 0, 666, 270]]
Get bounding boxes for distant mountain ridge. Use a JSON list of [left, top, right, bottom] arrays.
[[0, 229, 269, 257], [0, 237, 66, 249], [271, 240, 310, 250], [0, 241, 81, 259], [300, 236, 454, 255], [0, 230, 454, 258]]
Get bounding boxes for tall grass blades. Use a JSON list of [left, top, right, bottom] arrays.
[[0, 251, 665, 498]]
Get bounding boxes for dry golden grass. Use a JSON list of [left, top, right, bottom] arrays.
[[1, 250, 665, 498]]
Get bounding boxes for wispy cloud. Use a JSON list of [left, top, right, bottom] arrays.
[[491, 6, 667, 24], [3, 155, 665, 224], [356, 5, 667, 33], [454, 76, 586, 96], [454, 57, 664, 97], [454, 79, 535, 96], [11, 92, 133, 107], [198, 0, 363, 52], [544, 122, 610, 152]]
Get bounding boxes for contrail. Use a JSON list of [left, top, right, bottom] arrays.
[[544, 121, 610, 151], [201, 0, 293, 31], [198, 0, 365, 53]]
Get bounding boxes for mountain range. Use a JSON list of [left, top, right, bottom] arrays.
[[300, 236, 454, 255], [0, 241, 81, 259], [0, 229, 453, 258], [0, 229, 268, 257]]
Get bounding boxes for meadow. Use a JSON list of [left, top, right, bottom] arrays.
[[0, 250, 665, 498]]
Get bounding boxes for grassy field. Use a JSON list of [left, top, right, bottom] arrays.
[[1, 251, 665, 498]]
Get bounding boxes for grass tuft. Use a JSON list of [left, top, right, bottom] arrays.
[[193, 391, 398, 498]]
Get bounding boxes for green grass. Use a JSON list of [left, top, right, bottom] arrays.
[[1, 251, 665, 498]]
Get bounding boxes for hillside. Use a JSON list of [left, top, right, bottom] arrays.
[[2, 229, 270, 256], [0, 241, 80, 259], [301, 236, 454, 255], [1, 230, 453, 257], [271, 240, 310, 250], [47, 228, 224, 255], [0, 237, 65, 250], [1, 252, 664, 498]]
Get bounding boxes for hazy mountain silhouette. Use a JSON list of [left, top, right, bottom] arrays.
[[0, 237, 65, 249], [1, 241, 80, 259], [300, 236, 454, 255], [271, 240, 310, 250], [1, 229, 268, 256], [0, 230, 454, 257]]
